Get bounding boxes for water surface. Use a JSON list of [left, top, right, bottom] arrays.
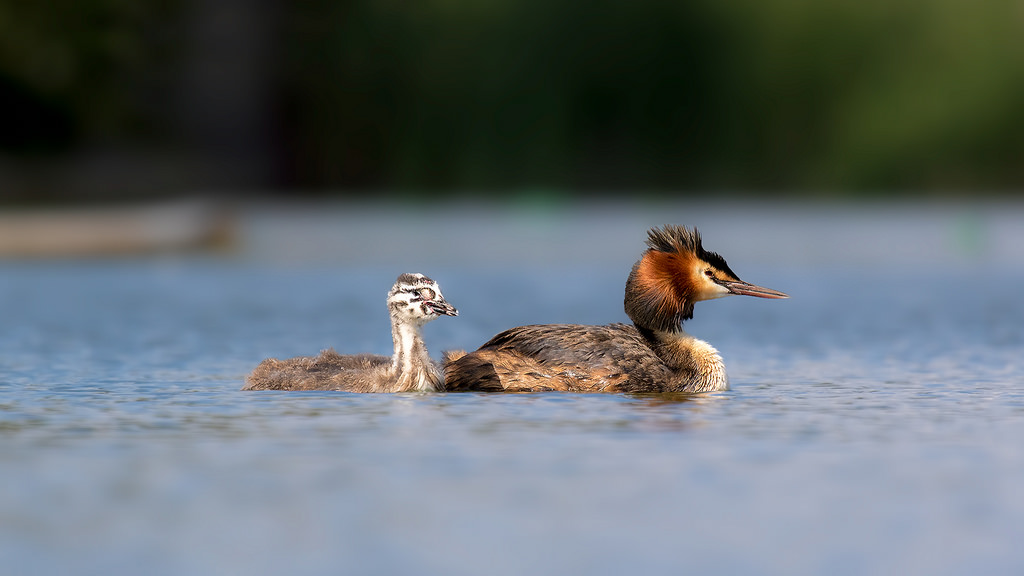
[[2, 202, 1023, 575]]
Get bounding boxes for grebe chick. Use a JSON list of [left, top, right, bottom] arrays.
[[444, 225, 787, 393], [243, 273, 458, 392]]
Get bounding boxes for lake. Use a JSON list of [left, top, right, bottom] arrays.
[[2, 199, 1023, 575]]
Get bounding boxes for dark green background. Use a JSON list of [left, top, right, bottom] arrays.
[[2, 0, 1022, 200]]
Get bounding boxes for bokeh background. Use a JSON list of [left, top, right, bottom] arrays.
[[5, 5, 1024, 575], [2, 0, 1023, 203]]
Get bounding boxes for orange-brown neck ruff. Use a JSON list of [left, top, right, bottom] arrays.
[[624, 249, 698, 332]]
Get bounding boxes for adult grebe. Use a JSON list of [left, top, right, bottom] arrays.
[[444, 225, 787, 393], [243, 273, 458, 392]]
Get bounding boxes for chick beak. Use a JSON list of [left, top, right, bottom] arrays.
[[427, 299, 459, 317]]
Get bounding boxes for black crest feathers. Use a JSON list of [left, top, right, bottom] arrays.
[[645, 225, 702, 254], [645, 225, 738, 281]]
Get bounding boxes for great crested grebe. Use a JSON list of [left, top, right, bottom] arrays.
[[243, 273, 458, 392], [444, 225, 787, 393]]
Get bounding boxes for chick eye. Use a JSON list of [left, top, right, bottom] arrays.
[[418, 288, 435, 300], [704, 270, 714, 278]]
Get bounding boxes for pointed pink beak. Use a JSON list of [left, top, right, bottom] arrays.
[[719, 279, 789, 299]]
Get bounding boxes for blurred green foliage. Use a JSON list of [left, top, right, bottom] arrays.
[[2, 0, 1023, 192], [0, 0, 177, 151]]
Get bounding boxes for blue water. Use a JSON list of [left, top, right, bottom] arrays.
[[2, 202, 1024, 575]]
